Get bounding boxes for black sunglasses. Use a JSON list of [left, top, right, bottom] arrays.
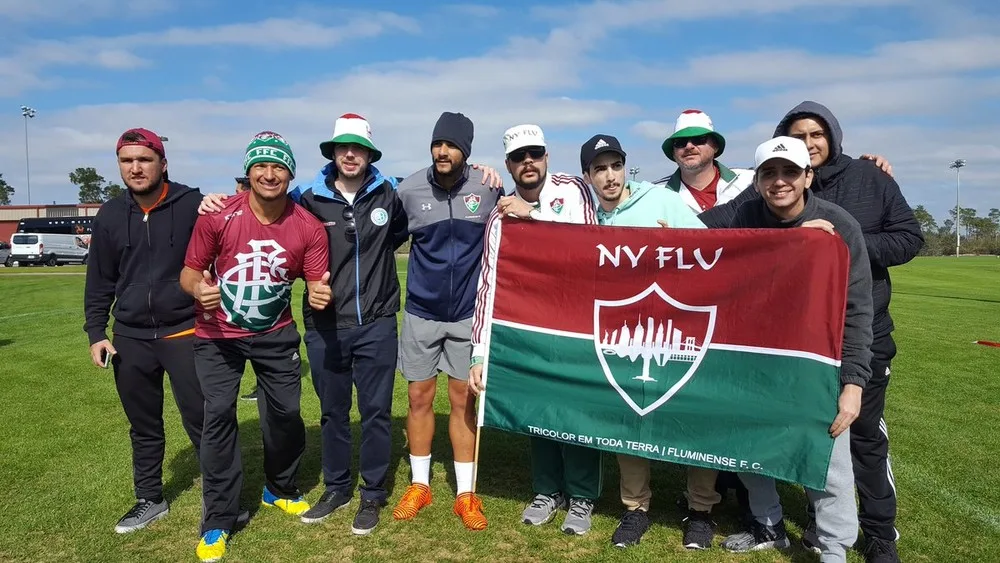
[[671, 135, 710, 150], [507, 146, 546, 163], [342, 206, 356, 239]]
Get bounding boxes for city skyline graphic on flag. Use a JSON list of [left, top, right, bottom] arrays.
[[594, 283, 716, 415]]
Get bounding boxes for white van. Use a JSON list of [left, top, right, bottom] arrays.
[[10, 233, 89, 266]]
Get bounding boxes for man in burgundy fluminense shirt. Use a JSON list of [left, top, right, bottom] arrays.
[[180, 132, 331, 563]]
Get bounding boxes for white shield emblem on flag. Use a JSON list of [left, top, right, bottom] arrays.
[[594, 283, 716, 416]]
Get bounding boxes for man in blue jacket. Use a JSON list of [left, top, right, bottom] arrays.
[[288, 113, 408, 536], [391, 112, 500, 531]]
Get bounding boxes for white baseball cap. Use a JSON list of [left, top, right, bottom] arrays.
[[754, 136, 811, 169], [503, 124, 546, 155]]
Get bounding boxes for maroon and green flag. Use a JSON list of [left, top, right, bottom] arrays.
[[478, 220, 850, 490]]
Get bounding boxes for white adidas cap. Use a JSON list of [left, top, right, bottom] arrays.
[[754, 136, 811, 169], [503, 124, 546, 155]]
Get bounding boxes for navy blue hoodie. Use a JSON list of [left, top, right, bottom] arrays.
[[84, 182, 202, 344], [700, 102, 924, 343]]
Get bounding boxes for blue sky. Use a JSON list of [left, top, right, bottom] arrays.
[[1, 0, 998, 223]]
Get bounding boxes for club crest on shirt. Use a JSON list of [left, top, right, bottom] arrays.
[[550, 198, 564, 215], [464, 193, 481, 213]]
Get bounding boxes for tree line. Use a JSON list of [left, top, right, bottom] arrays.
[[0, 171, 998, 256], [913, 205, 1000, 255]]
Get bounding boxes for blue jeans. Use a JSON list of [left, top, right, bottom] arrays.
[[305, 316, 397, 503]]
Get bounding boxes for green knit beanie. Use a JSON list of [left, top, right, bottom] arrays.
[[244, 131, 296, 178]]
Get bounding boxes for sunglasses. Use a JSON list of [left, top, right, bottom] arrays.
[[671, 135, 710, 150], [507, 146, 546, 163], [342, 206, 356, 239]]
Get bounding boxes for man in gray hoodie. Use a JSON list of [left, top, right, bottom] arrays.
[[719, 136, 873, 563], [702, 102, 920, 563]]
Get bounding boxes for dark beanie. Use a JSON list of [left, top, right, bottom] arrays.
[[431, 112, 474, 158]]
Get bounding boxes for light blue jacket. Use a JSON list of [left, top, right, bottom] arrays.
[[596, 181, 706, 228]]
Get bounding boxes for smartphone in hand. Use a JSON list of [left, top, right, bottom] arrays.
[[101, 349, 115, 369]]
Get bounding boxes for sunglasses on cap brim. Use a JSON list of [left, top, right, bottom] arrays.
[[507, 146, 546, 163]]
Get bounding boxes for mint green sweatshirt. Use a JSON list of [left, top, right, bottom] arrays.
[[596, 181, 706, 228]]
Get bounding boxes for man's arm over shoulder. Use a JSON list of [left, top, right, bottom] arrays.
[[83, 207, 120, 345], [864, 164, 924, 268], [833, 210, 874, 388]]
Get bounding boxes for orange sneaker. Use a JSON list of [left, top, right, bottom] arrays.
[[392, 483, 432, 520], [453, 492, 488, 531]]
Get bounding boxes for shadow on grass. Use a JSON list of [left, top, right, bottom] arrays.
[[894, 291, 1000, 304], [0, 338, 12, 348]]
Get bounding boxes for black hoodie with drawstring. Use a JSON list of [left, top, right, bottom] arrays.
[[84, 182, 203, 344], [699, 101, 924, 341]]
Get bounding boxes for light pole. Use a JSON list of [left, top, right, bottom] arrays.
[[628, 166, 640, 181], [20, 105, 36, 205], [949, 159, 966, 257]]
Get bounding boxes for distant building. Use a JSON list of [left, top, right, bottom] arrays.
[[0, 204, 101, 242]]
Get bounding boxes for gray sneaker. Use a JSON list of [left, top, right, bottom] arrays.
[[721, 519, 791, 552], [114, 498, 169, 533], [560, 498, 595, 535], [521, 492, 566, 526]]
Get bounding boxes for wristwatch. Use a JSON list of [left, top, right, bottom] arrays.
[[528, 208, 541, 220]]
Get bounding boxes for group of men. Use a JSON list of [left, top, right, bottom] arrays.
[[83, 102, 922, 563]]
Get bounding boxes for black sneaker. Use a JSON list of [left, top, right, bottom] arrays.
[[682, 509, 716, 550], [300, 489, 351, 524], [864, 537, 901, 563], [802, 518, 821, 554], [721, 518, 791, 552], [240, 387, 258, 401], [114, 498, 169, 533], [351, 498, 385, 536], [611, 510, 650, 548]]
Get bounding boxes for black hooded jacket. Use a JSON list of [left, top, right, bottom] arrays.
[[700, 101, 924, 342], [84, 182, 202, 344]]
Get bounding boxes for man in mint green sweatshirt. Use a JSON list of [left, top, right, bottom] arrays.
[[578, 134, 703, 549], [581, 134, 704, 229]]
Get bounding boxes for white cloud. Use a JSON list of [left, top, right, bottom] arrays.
[[0, 15, 421, 97], [0, 0, 997, 224], [632, 36, 1000, 87], [0, 0, 171, 22]]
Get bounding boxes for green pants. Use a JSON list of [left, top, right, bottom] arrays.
[[530, 437, 603, 500]]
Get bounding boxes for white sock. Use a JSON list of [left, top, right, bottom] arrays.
[[455, 461, 475, 494], [410, 454, 431, 485]]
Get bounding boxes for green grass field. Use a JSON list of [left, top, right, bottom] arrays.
[[0, 257, 997, 562]]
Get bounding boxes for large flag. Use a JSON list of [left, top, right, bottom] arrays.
[[478, 219, 850, 490]]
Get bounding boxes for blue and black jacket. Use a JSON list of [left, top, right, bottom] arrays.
[[396, 165, 501, 322], [291, 164, 407, 330]]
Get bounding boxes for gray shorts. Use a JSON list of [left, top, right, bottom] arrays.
[[398, 311, 473, 382]]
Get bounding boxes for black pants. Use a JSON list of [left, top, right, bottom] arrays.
[[304, 316, 397, 503], [851, 334, 898, 541], [195, 323, 306, 533], [112, 333, 204, 501]]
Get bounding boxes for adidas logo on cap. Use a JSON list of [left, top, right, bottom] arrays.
[[594, 138, 609, 150], [754, 136, 811, 169]]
